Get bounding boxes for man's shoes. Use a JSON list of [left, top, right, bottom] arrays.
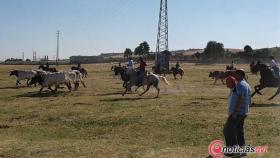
[[239, 153, 247, 157], [224, 153, 241, 157], [206, 155, 214, 158]]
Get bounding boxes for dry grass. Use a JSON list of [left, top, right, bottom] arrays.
[[0, 63, 279, 158]]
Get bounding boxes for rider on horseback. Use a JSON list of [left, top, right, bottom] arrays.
[[175, 61, 181, 71], [230, 60, 235, 69], [46, 62, 49, 69], [127, 57, 134, 74], [269, 56, 280, 79], [77, 63, 81, 68], [136, 57, 147, 86]]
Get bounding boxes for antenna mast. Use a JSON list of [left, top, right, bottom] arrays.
[[56, 31, 60, 65]]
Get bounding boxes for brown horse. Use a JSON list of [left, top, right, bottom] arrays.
[[170, 67, 184, 79]]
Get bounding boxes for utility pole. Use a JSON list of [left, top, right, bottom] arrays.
[[156, 0, 169, 71], [22, 52, 25, 61], [33, 51, 35, 61], [56, 31, 60, 65]]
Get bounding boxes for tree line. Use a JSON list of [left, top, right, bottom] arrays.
[[123, 40, 279, 61], [193, 41, 279, 61]]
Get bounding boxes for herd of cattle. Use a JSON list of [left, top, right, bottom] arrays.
[[9, 65, 87, 94], [7, 62, 280, 100]]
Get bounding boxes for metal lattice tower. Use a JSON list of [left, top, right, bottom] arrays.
[[155, 0, 169, 69]]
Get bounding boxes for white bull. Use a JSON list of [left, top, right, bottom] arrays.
[[10, 70, 37, 87]]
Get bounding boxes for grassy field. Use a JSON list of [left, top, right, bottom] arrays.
[[0, 63, 279, 158]]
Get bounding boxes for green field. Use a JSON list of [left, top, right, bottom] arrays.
[[0, 63, 279, 158]]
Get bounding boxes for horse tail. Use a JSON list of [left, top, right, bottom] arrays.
[[158, 76, 170, 85]]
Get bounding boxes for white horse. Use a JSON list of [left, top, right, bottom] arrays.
[[122, 71, 170, 98]]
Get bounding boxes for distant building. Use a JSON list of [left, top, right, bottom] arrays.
[[69, 56, 105, 64]]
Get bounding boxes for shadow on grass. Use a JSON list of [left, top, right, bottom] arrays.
[[15, 91, 69, 98], [100, 97, 156, 102], [0, 86, 28, 90], [0, 124, 10, 129], [250, 103, 280, 108], [95, 92, 123, 96]]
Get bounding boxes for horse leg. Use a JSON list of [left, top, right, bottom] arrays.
[[81, 81, 86, 88], [66, 82, 72, 92], [251, 86, 258, 98], [38, 86, 44, 94], [140, 84, 150, 96], [16, 80, 20, 87], [26, 79, 30, 87], [268, 87, 280, 100], [74, 82, 79, 90], [122, 83, 130, 96], [251, 85, 263, 97], [48, 86, 54, 91], [154, 84, 160, 98], [214, 78, 217, 85], [54, 84, 58, 93]]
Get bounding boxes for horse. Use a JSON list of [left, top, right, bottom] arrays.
[[112, 66, 123, 76], [250, 62, 280, 100], [122, 71, 170, 98], [38, 65, 57, 72], [226, 65, 236, 71], [170, 67, 184, 79], [119, 66, 133, 88], [71, 66, 88, 78]]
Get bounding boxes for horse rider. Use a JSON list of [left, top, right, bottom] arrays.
[[175, 61, 181, 71], [136, 57, 147, 86], [46, 62, 49, 69], [77, 63, 81, 68], [229, 60, 235, 69], [127, 57, 134, 74], [268, 56, 280, 78]]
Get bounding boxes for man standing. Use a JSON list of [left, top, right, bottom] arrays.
[[223, 69, 251, 157]]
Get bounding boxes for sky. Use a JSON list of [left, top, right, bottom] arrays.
[[0, 0, 279, 60]]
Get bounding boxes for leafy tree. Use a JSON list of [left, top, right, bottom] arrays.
[[134, 41, 150, 56], [124, 48, 133, 58], [141, 41, 150, 55], [204, 41, 225, 59], [244, 45, 253, 54], [194, 52, 201, 60], [26, 59, 31, 62], [242, 45, 254, 58]]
